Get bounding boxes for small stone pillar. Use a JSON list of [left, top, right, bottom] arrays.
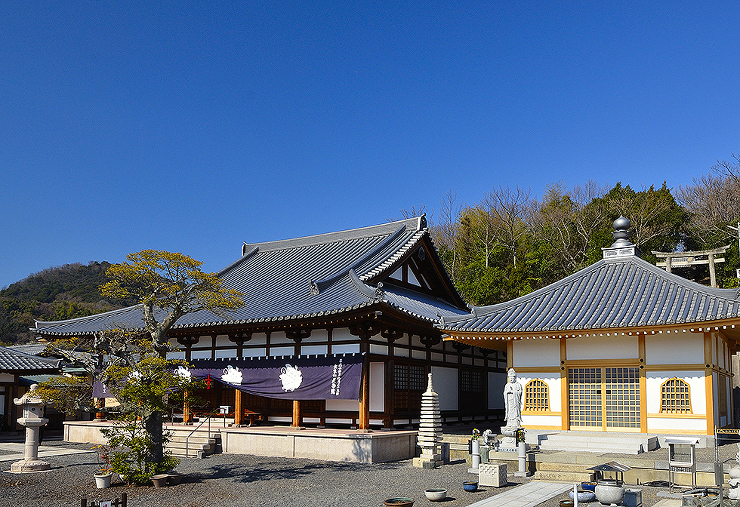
[[413, 373, 443, 468], [11, 385, 50, 472]]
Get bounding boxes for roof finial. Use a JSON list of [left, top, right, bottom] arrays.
[[602, 215, 640, 259], [611, 216, 633, 248]]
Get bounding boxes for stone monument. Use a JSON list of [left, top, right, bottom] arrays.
[[499, 368, 523, 452], [11, 384, 50, 472], [413, 373, 443, 468]]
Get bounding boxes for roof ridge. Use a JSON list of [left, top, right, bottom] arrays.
[[33, 304, 145, 328], [241, 217, 422, 254]]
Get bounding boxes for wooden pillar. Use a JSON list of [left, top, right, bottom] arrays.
[[638, 334, 647, 432], [705, 331, 715, 434], [234, 390, 243, 426], [292, 400, 302, 427], [560, 337, 568, 430], [359, 356, 370, 430], [94, 398, 106, 422]]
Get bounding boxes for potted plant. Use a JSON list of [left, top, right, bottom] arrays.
[[92, 444, 114, 488]]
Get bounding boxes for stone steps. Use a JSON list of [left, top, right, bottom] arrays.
[[530, 431, 658, 454], [164, 427, 220, 458]]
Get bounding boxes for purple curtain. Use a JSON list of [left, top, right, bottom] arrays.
[[181, 353, 363, 400]]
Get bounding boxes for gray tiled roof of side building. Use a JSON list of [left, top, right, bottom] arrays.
[[442, 253, 740, 333], [33, 216, 467, 336], [0, 346, 61, 372]]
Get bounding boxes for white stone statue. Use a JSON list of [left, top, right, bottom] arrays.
[[503, 368, 522, 430], [729, 443, 740, 499]]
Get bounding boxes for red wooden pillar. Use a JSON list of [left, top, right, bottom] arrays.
[[234, 390, 243, 426], [359, 356, 370, 430], [292, 400, 302, 427]]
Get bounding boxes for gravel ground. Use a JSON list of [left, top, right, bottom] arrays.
[[2, 433, 737, 507]]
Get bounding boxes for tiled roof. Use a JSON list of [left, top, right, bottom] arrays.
[[0, 347, 60, 372], [34, 216, 466, 336], [442, 254, 740, 334]]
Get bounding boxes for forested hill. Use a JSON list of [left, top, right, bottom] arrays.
[[0, 262, 126, 345]]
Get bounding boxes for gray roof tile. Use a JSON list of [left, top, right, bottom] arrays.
[[0, 347, 60, 372], [35, 217, 464, 336], [443, 255, 740, 334]]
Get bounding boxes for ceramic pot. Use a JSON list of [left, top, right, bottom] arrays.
[[94, 473, 112, 489], [151, 474, 169, 487], [463, 481, 478, 492], [383, 498, 414, 507], [595, 480, 624, 506], [424, 489, 447, 501], [167, 472, 183, 485], [570, 490, 596, 502]]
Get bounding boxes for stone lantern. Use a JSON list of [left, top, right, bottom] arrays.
[[11, 384, 50, 472]]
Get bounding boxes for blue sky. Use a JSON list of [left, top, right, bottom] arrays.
[[1, 1, 739, 289]]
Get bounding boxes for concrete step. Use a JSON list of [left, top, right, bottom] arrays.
[[531, 431, 658, 454], [533, 470, 595, 482], [537, 462, 597, 473]]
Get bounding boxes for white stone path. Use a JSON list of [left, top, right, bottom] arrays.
[[0, 442, 92, 462], [467, 481, 574, 507]]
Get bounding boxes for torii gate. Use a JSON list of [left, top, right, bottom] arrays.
[[652, 245, 730, 287]]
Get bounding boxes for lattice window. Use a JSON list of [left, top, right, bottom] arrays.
[[394, 363, 426, 412], [660, 377, 692, 414], [524, 379, 549, 411], [460, 369, 484, 393]]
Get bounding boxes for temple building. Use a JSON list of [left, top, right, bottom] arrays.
[[441, 217, 740, 436], [33, 216, 507, 429]]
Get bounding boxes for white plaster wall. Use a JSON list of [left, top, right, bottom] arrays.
[[432, 366, 458, 411], [270, 346, 294, 357], [301, 345, 328, 356], [270, 331, 291, 344], [0, 373, 13, 383], [325, 399, 359, 411], [303, 329, 328, 343], [370, 362, 384, 412], [411, 336, 423, 348], [242, 348, 266, 358], [167, 351, 186, 360], [191, 350, 212, 360], [647, 417, 707, 432], [332, 344, 360, 354], [568, 335, 637, 360], [513, 337, 560, 367], [198, 336, 213, 348], [645, 332, 703, 365], [523, 414, 561, 427], [395, 348, 409, 358], [369, 344, 388, 355], [411, 350, 425, 360], [250, 334, 267, 346], [215, 335, 231, 347], [215, 349, 238, 359], [488, 371, 506, 410], [331, 328, 355, 342], [645, 371, 706, 415]]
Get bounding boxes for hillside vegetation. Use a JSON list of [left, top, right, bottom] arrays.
[[0, 262, 126, 344]]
